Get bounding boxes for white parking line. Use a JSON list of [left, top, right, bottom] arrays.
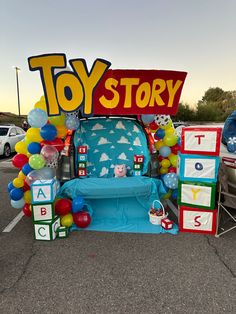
[[2, 211, 24, 232]]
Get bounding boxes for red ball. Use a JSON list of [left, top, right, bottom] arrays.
[[73, 211, 91, 228], [12, 154, 29, 169], [23, 203, 32, 217], [55, 198, 72, 215], [41, 138, 64, 152], [149, 121, 158, 130], [169, 167, 177, 173], [171, 144, 180, 155]]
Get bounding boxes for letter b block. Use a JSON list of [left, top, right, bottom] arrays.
[[31, 179, 57, 204], [32, 203, 55, 222], [34, 216, 60, 241]]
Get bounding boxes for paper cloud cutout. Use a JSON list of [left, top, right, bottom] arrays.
[[94, 149, 99, 153], [100, 167, 109, 177], [118, 153, 128, 160], [99, 153, 111, 162], [117, 136, 130, 144], [115, 121, 126, 130], [129, 147, 134, 151], [110, 145, 115, 149], [109, 130, 115, 134], [92, 123, 105, 131], [91, 132, 97, 136], [98, 137, 111, 145], [133, 125, 140, 133], [133, 137, 142, 146]]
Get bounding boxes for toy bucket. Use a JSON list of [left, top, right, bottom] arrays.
[[148, 200, 167, 225]]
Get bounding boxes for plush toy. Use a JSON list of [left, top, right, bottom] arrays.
[[114, 164, 127, 177]]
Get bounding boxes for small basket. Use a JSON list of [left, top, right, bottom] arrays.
[[148, 200, 167, 225]]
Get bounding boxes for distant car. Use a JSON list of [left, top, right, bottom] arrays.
[[0, 125, 25, 157]]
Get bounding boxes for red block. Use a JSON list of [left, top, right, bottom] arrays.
[[78, 146, 87, 154], [134, 155, 144, 163], [78, 169, 87, 177], [161, 218, 173, 230]]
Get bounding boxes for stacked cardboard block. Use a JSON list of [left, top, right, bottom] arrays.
[[78, 146, 87, 177], [31, 179, 61, 240], [178, 127, 222, 234], [133, 155, 144, 176]]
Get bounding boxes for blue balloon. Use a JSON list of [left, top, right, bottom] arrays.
[[28, 108, 48, 128], [8, 181, 15, 193], [172, 189, 178, 199], [10, 188, 24, 201], [40, 124, 57, 141], [141, 114, 155, 124], [72, 196, 85, 213], [65, 116, 80, 130], [28, 142, 41, 154], [11, 198, 25, 209], [22, 163, 33, 176], [155, 128, 165, 139], [159, 146, 171, 157], [163, 173, 178, 189]]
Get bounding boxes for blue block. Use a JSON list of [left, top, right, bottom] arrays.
[[31, 179, 57, 204], [78, 154, 87, 162], [133, 170, 142, 176]]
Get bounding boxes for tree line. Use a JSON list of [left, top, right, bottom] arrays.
[[174, 87, 236, 122]]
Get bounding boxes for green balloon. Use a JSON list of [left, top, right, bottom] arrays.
[[29, 154, 45, 170], [163, 134, 178, 147]]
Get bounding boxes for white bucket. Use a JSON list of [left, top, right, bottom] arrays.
[[148, 200, 167, 225]]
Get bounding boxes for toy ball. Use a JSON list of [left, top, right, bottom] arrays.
[[65, 116, 80, 130], [26, 127, 42, 142], [22, 203, 32, 217], [41, 138, 64, 152], [48, 113, 65, 126], [72, 196, 85, 214], [163, 173, 178, 190], [154, 115, 171, 126], [40, 124, 57, 141], [60, 213, 73, 228], [55, 198, 72, 216], [28, 142, 41, 154], [29, 154, 46, 170], [10, 188, 24, 201], [13, 178, 24, 188], [40, 145, 59, 163], [163, 134, 178, 147], [73, 211, 91, 228], [11, 198, 25, 209], [159, 146, 171, 158], [15, 141, 28, 155], [141, 114, 155, 124], [28, 108, 48, 128], [12, 154, 29, 169], [155, 128, 165, 139], [8, 181, 15, 193]]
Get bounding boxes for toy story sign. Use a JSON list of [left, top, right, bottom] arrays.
[[28, 54, 187, 117]]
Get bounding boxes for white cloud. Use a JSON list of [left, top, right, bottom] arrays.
[[133, 125, 140, 133], [129, 147, 134, 151], [117, 136, 130, 144], [110, 145, 115, 149], [81, 126, 86, 133], [87, 161, 94, 167], [98, 137, 111, 145], [115, 121, 126, 130], [92, 167, 96, 171], [92, 123, 105, 131], [133, 137, 142, 146], [91, 132, 96, 136], [94, 149, 99, 153], [110, 164, 115, 168], [118, 153, 128, 160], [99, 153, 111, 162], [106, 119, 112, 122], [127, 132, 132, 136], [109, 130, 114, 134], [100, 167, 109, 177]]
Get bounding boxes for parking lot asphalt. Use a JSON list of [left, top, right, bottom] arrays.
[[0, 157, 235, 314]]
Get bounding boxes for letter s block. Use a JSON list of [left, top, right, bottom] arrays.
[[179, 206, 217, 234], [34, 216, 60, 241], [31, 179, 57, 204], [32, 203, 55, 222]]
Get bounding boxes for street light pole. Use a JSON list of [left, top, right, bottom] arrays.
[[14, 66, 21, 116]]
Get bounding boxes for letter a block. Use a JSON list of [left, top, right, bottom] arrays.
[[31, 179, 57, 204], [34, 216, 60, 241], [32, 203, 55, 222]]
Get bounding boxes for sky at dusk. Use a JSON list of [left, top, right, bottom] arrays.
[[0, 0, 236, 115]]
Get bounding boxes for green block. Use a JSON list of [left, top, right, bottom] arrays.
[[57, 226, 69, 238], [78, 162, 87, 169], [178, 181, 216, 210], [133, 163, 143, 170], [34, 216, 60, 241], [32, 202, 55, 222]]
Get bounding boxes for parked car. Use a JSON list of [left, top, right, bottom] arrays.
[[0, 125, 25, 157]]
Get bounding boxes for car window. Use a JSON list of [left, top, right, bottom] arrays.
[[0, 127, 9, 136], [9, 128, 17, 136], [17, 127, 24, 135]]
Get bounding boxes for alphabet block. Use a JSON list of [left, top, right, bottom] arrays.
[[31, 179, 57, 204], [133, 163, 143, 170], [178, 181, 216, 209], [78, 169, 87, 177], [134, 155, 144, 163], [57, 226, 69, 238], [179, 206, 217, 234], [179, 153, 220, 183], [78, 154, 87, 162], [181, 127, 222, 156], [78, 162, 87, 169], [133, 170, 142, 176], [34, 216, 60, 241], [78, 146, 87, 154], [32, 203, 55, 222]]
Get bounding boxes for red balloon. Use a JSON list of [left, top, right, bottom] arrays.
[[158, 155, 165, 162], [149, 121, 158, 130], [12, 154, 28, 169], [41, 138, 64, 152], [73, 211, 91, 228], [55, 198, 72, 215], [169, 167, 177, 173], [23, 203, 32, 217], [171, 144, 180, 155], [23, 179, 30, 191]]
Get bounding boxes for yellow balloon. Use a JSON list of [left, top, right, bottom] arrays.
[[49, 113, 66, 127], [34, 100, 47, 111], [168, 153, 178, 167], [26, 128, 42, 142], [15, 141, 28, 155], [56, 125, 67, 138], [60, 213, 73, 228], [160, 159, 171, 168], [27, 152, 32, 158], [155, 140, 164, 150], [159, 167, 169, 174], [165, 127, 175, 136], [163, 190, 172, 199], [18, 171, 26, 180], [13, 177, 24, 188], [160, 120, 173, 130], [24, 136, 32, 146], [24, 190, 32, 204]]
